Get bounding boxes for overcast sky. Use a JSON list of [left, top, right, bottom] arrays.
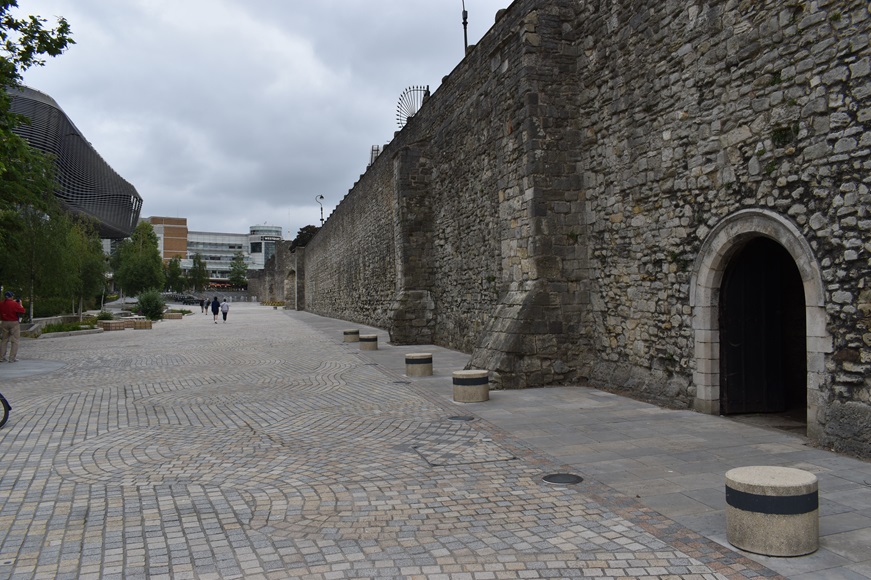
[[16, 0, 509, 239]]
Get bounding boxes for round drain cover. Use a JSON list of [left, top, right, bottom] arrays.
[[542, 473, 583, 485], [448, 416, 475, 421]]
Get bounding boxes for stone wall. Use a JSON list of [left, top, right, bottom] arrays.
[[257, 0, 870, 457], [571, 0, 870, 455], [248, 241, 304, 309]]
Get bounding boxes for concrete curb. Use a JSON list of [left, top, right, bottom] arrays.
[[37, 328, 104, 339]]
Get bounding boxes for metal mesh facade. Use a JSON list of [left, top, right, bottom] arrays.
[[8, 86, 143, 238]]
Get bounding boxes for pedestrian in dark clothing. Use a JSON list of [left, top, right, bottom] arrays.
[[210, 297, 220, 324]]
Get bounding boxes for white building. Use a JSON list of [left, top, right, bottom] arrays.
[[144, 217, 283, 284]]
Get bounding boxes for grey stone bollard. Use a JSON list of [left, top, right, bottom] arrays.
[[452, 370, 489, 403], [359, 334, 378, 351], [405, 353, 433, 377], [343, 329, 359, 343], [725, 466, 819, 557]]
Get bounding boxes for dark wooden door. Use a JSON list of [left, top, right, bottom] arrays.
[[720, 238, 806, 414]]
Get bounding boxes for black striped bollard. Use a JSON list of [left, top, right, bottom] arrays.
[[359, 334, 378, 351], [405, 353, 433, 377], [343, 329, 359, 342], [725, 466, 819, 556], [452, 370, 489, 402]]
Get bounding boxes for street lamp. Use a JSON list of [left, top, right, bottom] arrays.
[[315, 195, 324, 227], [462, 0, 468, 52]]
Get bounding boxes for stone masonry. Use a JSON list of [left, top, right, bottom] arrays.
[[252, 0, 871, 457]]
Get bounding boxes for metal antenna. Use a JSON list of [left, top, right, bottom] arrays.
[[462, 0, 468, 51], [315, 195, 324, 226]]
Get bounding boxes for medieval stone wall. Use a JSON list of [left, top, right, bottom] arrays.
[[258, 0, 870, 456], [572, 0, 870, 455], [302, 158, 398, 328]]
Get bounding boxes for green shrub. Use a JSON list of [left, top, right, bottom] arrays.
[[25, 297, 71, 318], [96, 310, 114, 321], [137, 289, 166, 321], [42, 322, 97, 333]]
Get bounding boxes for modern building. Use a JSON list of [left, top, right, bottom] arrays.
[[186, 229, 249, 282], [248, 225, 282, 269], [8, 86, 143, 238], [145, 217, 282, 283], [148, 217, 188, 260]]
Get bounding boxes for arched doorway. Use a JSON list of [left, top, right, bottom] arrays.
[[719, 237, 806, 416], [285, 270, 297, 310], [690, 209, 831, 439]]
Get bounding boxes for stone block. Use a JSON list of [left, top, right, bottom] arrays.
[[343, 329, 360, 342]]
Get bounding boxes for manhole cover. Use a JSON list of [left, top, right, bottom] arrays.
[[542, 473, 583, 485], [393, 381, 411, 385], [448, 416, 475, 421]]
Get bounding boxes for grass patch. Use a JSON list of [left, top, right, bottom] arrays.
[[42, 322, 97, 334]]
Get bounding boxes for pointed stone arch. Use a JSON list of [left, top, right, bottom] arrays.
[[285, 268, 297, 310], [689, 209, 831, 438]]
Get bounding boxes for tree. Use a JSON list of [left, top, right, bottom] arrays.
[[164, 256, 183, 292], [188, 253, 209, 292], [68, 217, 106, 316], [290, 225, 320, 250], [112, 221, 165, 296], [0, 2, 78, 318], [4, 200, 76, 319], [228, 251, 247, 288], [0, 2, 74, 212]]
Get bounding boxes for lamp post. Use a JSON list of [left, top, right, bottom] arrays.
[[462, 0, 468, 52], [315, 195, 324, 227]]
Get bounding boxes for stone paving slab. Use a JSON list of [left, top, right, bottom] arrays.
[[0, 305, 792, 578], [300, 312, 871, 580]]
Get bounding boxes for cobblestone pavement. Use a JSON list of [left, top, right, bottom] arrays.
[[0, 304, 784, 579]]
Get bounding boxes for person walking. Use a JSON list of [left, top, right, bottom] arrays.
[[220, 299, 230, 323], [199, 298, 205, 314], [0, 291, 26, 362], [210, 296, 220, 324]]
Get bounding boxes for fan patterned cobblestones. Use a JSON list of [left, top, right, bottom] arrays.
[[0, 306, 780, 579]]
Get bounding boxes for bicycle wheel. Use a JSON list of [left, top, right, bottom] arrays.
[[0, 393, 10, 429]]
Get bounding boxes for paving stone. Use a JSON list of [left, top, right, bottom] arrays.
[[0, 305, 798, 578]]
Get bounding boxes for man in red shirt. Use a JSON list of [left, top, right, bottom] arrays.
[[0, 291, 26, 362]]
